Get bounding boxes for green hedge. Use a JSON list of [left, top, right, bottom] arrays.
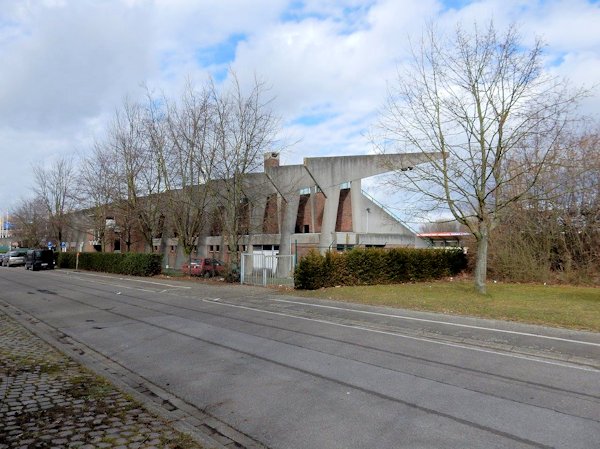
[[294, 247, 467, 290], [57, 252, 162, 277], [57, 252, 76, 269]]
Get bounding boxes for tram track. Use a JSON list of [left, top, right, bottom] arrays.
[[2, 269, 599, 448]]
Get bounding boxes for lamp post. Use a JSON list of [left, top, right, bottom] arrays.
[[365, 207, 370, 233]]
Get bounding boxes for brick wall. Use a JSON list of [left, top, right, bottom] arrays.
[[335, 188, 352, 232], [295, 188, 353, 233], [263, 194, 279, 234]]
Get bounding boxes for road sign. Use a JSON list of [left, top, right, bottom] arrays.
[[60, 242, 66, 248]]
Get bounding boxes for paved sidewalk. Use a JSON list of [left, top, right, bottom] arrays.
[[0, 310, 205, 449]]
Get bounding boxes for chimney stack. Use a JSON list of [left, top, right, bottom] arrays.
[[264, 152, 280, 170]]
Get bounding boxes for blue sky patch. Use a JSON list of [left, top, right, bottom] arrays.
[[291, 110, 338, 126], [441, 0, 474, 11], [281, 1, 373, 34], [195, 33, 247, 67], [211, 66, 229, 83], [547, 51, 568, 67], [280, 1, 328, 22]]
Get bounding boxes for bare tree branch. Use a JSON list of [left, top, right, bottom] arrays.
[[374, 21, 586, 293]]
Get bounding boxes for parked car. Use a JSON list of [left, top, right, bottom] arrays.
[[25, 249, 55, 271], [4, 249, 29, 267], [181, 258, 225, 277]]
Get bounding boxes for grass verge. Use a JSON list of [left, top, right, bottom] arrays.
[[293, 279, 600, 332]]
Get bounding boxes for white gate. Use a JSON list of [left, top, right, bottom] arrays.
[[240, 252, 295, 287]]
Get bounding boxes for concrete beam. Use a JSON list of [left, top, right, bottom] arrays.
[[265, 165, 313, 196], [303, 152, 439, 189]]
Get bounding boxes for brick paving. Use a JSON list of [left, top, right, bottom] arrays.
[[0, 310, 204, 449]]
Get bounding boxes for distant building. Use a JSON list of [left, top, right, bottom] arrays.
[[0, 213, 12, 239], [417, 232, 471, 248]]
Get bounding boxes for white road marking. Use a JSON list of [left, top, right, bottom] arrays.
[[268, 298, 600, 348], [200, 299, 600, 373], [61, 271, 191, 289]]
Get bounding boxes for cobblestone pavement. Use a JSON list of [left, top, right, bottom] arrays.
[[0, 310, 204, 449]]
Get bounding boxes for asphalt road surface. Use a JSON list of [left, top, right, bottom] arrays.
[[1, 268, 599, 449]]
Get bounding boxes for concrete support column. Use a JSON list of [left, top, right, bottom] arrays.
[[244, 196, 267, 274], [279, 194, 300, 258], [249, 196, 268, 236], [319, 186, 341, 253], [276, 194, 283, 235], [351, 179, 362, 233]]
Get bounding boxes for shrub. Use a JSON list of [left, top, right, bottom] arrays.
[[56, 252, 162, 277], [294, 250, 326, 290], [224, 262, 240, 283], [57, 252, 76, 269], [294, 247, 467, 290], [119, 253, 163, 277], [345, 248, 385, 285]]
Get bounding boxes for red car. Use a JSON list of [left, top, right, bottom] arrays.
[[181, 258, 225, 278]]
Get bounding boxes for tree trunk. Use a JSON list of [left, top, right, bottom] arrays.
[[474, 225, 489, 294]]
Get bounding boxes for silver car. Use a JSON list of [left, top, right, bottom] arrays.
[[5, 249, 28, 267]]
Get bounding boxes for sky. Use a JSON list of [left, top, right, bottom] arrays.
[[1, 0, 599, 227]]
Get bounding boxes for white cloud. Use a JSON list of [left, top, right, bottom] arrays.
[[0, 1, 155, 130], [0, 0, 598, 218]]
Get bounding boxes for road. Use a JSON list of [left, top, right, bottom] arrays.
[[1, 268, 599, 448]]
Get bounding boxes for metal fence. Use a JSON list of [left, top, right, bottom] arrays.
[[240, 252, 296, 287]]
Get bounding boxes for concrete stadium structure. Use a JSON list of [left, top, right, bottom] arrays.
[[65, 152, 436, 268], [228, 152, 433, 255]]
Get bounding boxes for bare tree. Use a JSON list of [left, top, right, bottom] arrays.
[[490, 124, 600, 283], [95, 98, 167, 252], [10, 196, 48, 248], [161, 80, 216, 270], [210, 73, 280, 270], [157, 73, 280, 275], [375, 22, 585, 293], [33, 156, 78, 247], [75, 73, 279, 276], [78, 141, 119, 251]]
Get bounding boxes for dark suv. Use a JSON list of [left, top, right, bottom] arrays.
[[25, 249, 55, 271]]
